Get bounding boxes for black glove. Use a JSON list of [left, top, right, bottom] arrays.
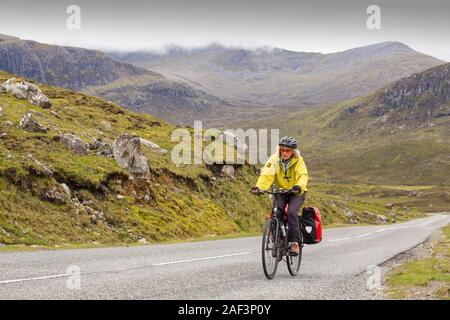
[[292, 185, 302, 194], [250, 186, 262, 194]]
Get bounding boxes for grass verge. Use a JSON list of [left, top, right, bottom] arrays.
[[385, 224, 450, 300]]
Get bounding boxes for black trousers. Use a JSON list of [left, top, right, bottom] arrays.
[[274, 193, 306, 243]]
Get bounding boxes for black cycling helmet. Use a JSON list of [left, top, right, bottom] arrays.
[[279, 136, 297, 149]]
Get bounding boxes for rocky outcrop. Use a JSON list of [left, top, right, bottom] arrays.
[[373, 63, 450, 116], [0, 38, 147, 91], [27, 154, 54, 177], [60, 183, 71, 198], [19, 112, 48, 132], [41, 185, 70, 205], [376, 214, 388, 224], [0, 78, 52, 108], [221, 165, 236, 177], [89, 138, 113, 157], [139, 138, 160, 149], [139, 137, 168, 154], [50, 110, 61, 119], [206, 163, 238, 178], [113, 133, 150, 180], [55, 133, 88, 155]]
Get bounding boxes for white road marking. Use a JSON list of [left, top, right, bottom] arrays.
[[151, 251, 251, 266], [356, 233, 372, 238], [0, 252, 252, 285], [0, 273, 71, 285], [388, 226, 408, 230], [328, 237, 351, 242], [375, 228, 387, 233]]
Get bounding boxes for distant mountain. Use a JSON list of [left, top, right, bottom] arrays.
[[110, 42, 445, 106], [0, 34, 234, 126], [249, 63, 450, 185]]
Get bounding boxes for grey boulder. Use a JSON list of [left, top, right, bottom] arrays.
[[89, 138, 113, 157], [113, 133, 150, 180], [19, 112, 48, 133], [56, 133, 88, 155], [1, 78, 52, 109]]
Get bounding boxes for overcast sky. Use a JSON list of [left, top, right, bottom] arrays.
[[0, 0, 449, 60]]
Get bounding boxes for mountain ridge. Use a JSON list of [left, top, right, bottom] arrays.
[[109, 41, 444, 106]]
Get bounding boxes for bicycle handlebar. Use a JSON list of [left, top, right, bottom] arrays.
[[251, 188, 293, 195]]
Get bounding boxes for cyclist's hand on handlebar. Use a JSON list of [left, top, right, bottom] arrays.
[[250, 186, 263, 194], [292, 185, 302, 194]]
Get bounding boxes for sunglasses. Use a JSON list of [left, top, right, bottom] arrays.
[[280, 148, 293, 153]]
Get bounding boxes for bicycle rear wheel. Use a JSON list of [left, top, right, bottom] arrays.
[[262, 219, 279, 279]]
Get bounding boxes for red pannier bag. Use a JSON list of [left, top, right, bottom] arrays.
[[300, 207, 322, 244]]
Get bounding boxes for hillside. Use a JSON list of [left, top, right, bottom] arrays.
[[0, 34, 235, 126], [0, 71, 430, 246], [250, 63, 450, 185], [109, 42, 444, 106]]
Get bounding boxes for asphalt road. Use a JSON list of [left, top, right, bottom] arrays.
[[0, 214, 448, 299]]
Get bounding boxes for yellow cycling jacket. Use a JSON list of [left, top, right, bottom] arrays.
[[256, 150, 308, 192]]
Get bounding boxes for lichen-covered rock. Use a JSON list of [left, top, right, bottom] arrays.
[[221, 165, 236, 177], [27, 154, 54, 177], [113, 133, 150, 179], [60, 183, 71, 198], [56, 133, 88, 155], [29, 91, 52, 109], [377, 214, 388, 224], [41, 186, 69, 205], [89, 138, 113, 157], [50, 110, 61, 119], [139, 137, 168, 154], [1, 78, 52, 108], [19, 112, 48, 133]]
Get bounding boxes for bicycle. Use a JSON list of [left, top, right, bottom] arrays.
[[253, 188, 303, 279]]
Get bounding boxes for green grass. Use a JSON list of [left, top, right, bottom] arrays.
[[385, 224, 450, 300], [381, 185, 435, 191], [0, 70, 272, 246]]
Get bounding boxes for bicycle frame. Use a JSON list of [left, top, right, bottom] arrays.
[[268, 191, 291, 259]]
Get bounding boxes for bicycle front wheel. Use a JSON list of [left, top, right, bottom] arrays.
[[287, 244, 302, 276], [262, 219, 279, 279]]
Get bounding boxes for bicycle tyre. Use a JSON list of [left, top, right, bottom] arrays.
[[262, 219, 279, 279], [286, 245, 302, 276]]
